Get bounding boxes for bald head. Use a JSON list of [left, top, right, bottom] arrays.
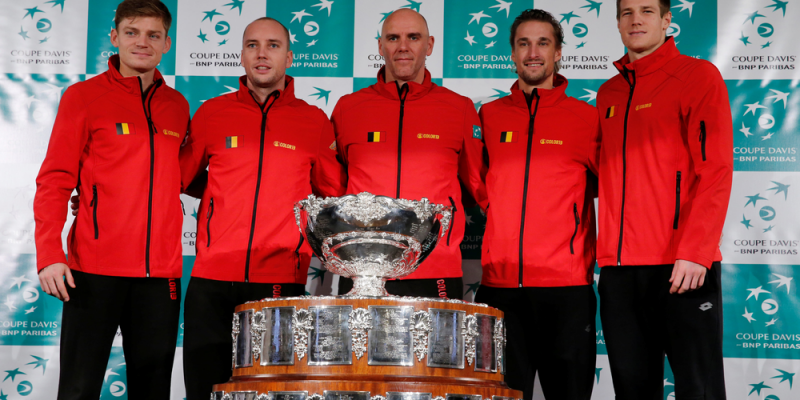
[[378, 8, 434, 86], [381, 8, 430, 38], [243, 17, 290, 50]]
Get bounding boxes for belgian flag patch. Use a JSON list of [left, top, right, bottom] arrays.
[[226, 136, 239, 148], [367, 132, 384, 142], [115, 123, 134, 135], [500, 131, 517, 143], [606, 106, 616, 118]]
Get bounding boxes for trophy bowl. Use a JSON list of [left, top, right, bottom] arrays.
[[294, 192, 453, 297]]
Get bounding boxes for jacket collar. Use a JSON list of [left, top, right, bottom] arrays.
[[105, 54, 164, 96], [236, 74, 296, 110], [373, 66, 434, 101], [509, 74, 569, 110], [613, 36, 680, 77]]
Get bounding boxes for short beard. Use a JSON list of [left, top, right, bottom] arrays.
[[518, 66, 552, 87], [248, 71, 283, 89]]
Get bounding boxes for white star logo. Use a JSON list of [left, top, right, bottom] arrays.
[[23, 95, 40, 110], [9, 275, 32, 289], [579, 89, 597, 103], [465, 214, 474, 225], [485, 40, 496, 49], [469, 10, 491, 25], [768, 273, 793, 294], [489, 0, 512, 18], [311, 0, 334, 17], [743, 101, 767, 116], [745, 286, 770, 301], [104, 368, 120, 382], [307, 39, 318, 47], [761, 132, 774, 141], [291, 9, 312, 23], [200, 85, 238, 103], [742, 308, 756, 323], [765, 89, 789, 109], [4, 296, 17, 311], [739, 122, 753, 137], [42, 83, 65, 100], [289, 30, 298, 44], [464, 31, 476, 46], [671, 0, 695, 17], [25, 306, 36, 314], [765, 317, 778, 327], [664, 379, 674, 387]]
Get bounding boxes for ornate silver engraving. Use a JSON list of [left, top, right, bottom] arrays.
[[251, 310, 266, 362], [292, 308, 313, 360], [231, 313, 240, 369], [243, 295, 491, 308], [463, 314, 478, 366], [434, 397, 445, 400], [309, 394, 323, 400], [348, 307, 372, 359], [257, 395, 269, 400], [408, 310, 432, 361], [493, 318, 504, 372], [370, 396, 386, 400]]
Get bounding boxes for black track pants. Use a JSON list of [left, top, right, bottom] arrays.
[[598, 263, 726, 400], [58, 270, 181, 400]]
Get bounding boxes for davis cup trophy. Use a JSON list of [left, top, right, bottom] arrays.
[[211, 193, 522, 400]]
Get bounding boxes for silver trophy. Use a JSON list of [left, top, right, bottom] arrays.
[[294, 192, 452, 296]]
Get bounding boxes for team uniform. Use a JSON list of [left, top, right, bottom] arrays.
[[331, 67, 485, 298], [179, 75, 346, 399], [34, 55, 189, 400], [476, 76, 600, 400], [596, 37, 733, 400]]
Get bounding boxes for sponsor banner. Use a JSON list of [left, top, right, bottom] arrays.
[[180, 195, 199, 256], [0, 0, 88, 74], [441, 77, 517, 111], [267, 0, 355, 77], [563, 78, 603, 107], [293, 76, 353, 116], [86, 0, 178, 75], [533, 0, 623, 80], [0, 345, 59, 399], [715, 0, 799, 80], [722, 357, 799, 400], [723, 264, 800, 359], [461, 206, 487, 260], [352, 0, 444, 79], [174, 75, 241, 115], [175, 0, 266, 76], [443, 0, 532, 79], [0, 254, 61, 346], [721, 171, 799, 264], [728, 80, 798, 171], [461, 259, 482, 301], [668, 0, 717, 61]]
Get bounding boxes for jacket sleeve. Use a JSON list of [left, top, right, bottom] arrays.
[[676, 62, 734, 268], [459, 99, 487, 210], [311, 118, 347, 198], [330, 100, 349, 167], [34, 86, 89, 271], [179, 106, 209, 197]]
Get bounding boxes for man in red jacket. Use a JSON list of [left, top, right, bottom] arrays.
[[596, 1, 732, 399], [476, 9, 599, 400], [178, 17, 346, 399], [332, 9, 484, 298], [34, 1, 188, 399]]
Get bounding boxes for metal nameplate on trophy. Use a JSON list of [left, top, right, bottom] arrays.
[[427, 309, 465, 369], [368, 306, 414, 366], [261, 306, 296, 366], [445, 394, 481, 400], [386, 392, 432, 400], [491, 396, 515, 400], [235, 309, 254, 368], [231, 391, 258, 400], [473, 314, 497, 373], [323, 390, 371, 400], [269, 391, 309, 400], [308, 305, 353, 365]]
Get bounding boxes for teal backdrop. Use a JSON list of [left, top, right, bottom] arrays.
[[0, 1, 798, 399]]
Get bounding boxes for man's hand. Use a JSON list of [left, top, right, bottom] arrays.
[[669, 259, 707, 294], [70, 195, 79, 216], [38, 263, 76, 301]]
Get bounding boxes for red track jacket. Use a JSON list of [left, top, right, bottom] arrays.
[[479, 76, 600, 288], [331, 67, 485, 280], [596, 38, 733, 268], [180, 76, 346, 284], [34, 55, 190, 278]]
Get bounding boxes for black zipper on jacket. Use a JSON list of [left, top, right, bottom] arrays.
[[699, 121, 707, 161], [294, 234, 305, 269], [395, 82, 409, 198], [90, 185, 98, 239], [245, 90, 280, 282], [519, 89, 540, 287], [617, 69, 636, 266], [138, 78, 161, 277], [447, 197, 457, 246], [570, 203, 579, 255], [673, 171, 682, 230], [206, 198, 214, 247]]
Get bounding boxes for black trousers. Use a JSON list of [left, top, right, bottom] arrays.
[[57, 270, 181, 400], [598, 263, 726, 400], [182, 277, 305, 400], [474, 284, 597, 400], [337, 276, 464, 299]]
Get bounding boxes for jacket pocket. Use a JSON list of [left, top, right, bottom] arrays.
[[294, 234, 305, 269], [447, 197, 457, 246], [673, 171, 682, 230], [90, 185, 98, 239], [699, 121, 707, 161], [206, 198, 214, 247], [570, 203, 579, 255]]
